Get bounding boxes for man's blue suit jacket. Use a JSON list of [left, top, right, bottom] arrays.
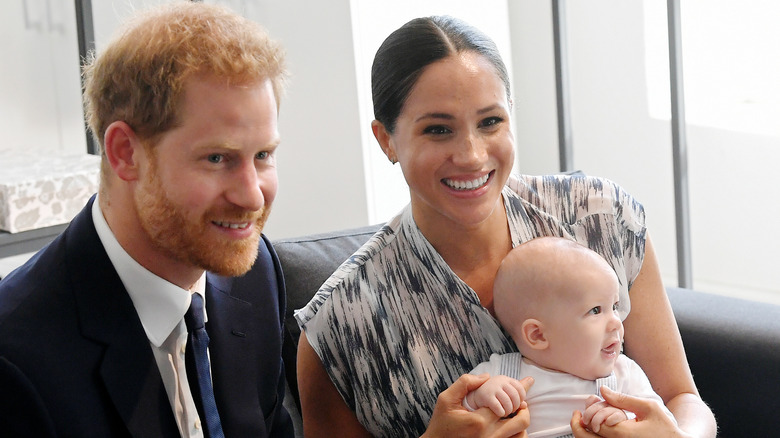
[[0, 197, 294, 437]]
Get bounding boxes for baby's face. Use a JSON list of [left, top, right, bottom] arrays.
[[542, 268, 624, 380]]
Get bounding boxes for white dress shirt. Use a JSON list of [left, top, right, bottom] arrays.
[[92, 198, 207, 438]]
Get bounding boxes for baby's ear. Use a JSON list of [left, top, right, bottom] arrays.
[[521, 319, 549, 350]]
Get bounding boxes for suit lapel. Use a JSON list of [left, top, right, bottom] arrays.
[[65, 198, 179, 437], [205, 274, 268, 436], [204, 235, 287, 437]]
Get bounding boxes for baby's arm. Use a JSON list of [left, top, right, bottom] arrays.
[[462, 374, 528, 418]]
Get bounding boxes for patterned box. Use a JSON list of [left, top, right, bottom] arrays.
[[0, 151, 100, 233]]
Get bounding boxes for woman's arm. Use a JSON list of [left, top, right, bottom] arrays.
[[297, 330, 533, 438], [297, 331, 372, 437], [620, 235, 717, 437]]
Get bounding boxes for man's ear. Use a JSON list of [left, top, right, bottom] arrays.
[[371, 120, 397, 163], [103, 121, 143, 182], [521, 319, 549, 350]]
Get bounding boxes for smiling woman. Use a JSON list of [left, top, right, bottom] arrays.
[[372, 50, 515, 238], [294, 13, 716, 438]]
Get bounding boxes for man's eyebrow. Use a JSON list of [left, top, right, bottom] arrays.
[[193, 142, 242, 152]]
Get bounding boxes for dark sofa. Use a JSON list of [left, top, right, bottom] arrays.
[[273, 225, 780, 437]]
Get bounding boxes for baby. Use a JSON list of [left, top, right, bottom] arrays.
[[464, 237, 675, 437]]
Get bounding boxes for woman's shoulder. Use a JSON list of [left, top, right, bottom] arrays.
[[293, 208, 409, 326], [506, 173, 644, 222], [508, 172, 628, 199]]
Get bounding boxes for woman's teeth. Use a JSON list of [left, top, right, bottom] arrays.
[[444, 174, 490, 191]]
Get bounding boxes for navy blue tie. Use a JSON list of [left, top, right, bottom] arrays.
[[184, 293, 225, 438]]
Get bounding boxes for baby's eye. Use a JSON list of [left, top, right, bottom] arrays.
[[613, 302, 620, 312], [207, 154, 223, 164], [589, 306, 602, 315]]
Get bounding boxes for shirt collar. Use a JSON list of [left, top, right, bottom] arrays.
[[91, 198, 208, 347]]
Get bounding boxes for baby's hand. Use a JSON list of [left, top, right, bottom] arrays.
[[463, 374, 528, 418], [580, 394, 630, 433]]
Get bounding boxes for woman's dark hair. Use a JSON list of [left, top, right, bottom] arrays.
[[371, 15, 511, 133]]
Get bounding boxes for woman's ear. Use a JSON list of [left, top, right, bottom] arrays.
[[371, 120, 398, 164], [103, 121, 143, 182], [521, 319, 549, 350]]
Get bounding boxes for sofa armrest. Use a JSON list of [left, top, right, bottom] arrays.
[[666, 287, 780, 437]]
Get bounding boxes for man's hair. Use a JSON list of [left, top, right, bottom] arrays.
[[82, 1, 287, 154]]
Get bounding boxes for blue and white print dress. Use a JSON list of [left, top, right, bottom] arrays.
[[294, 173, 647, 437]]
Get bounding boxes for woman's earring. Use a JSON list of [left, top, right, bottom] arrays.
[[389, 157, 397, 165]]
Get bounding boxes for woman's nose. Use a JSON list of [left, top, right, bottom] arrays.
[[452, 134, 488, 166]]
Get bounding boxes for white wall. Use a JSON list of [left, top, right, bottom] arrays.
[[226, 0, 371, 238], [0, 0, 85, 156], [506, 1, 560, 175]]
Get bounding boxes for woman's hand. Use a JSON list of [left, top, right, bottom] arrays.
[[578, 393, 629, 434], [423, 374, 534, 438], [570, 387, 689, 438]]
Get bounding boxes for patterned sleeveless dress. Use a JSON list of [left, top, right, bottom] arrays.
[[295, 173, 646, 437]]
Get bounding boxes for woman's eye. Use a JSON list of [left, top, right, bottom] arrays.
[[423, 125, 451, 135], [256, 151, 269, 160], [589, 306, 602, 315], [480, 116, 503, 128], [207, 154, 223, 164]]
